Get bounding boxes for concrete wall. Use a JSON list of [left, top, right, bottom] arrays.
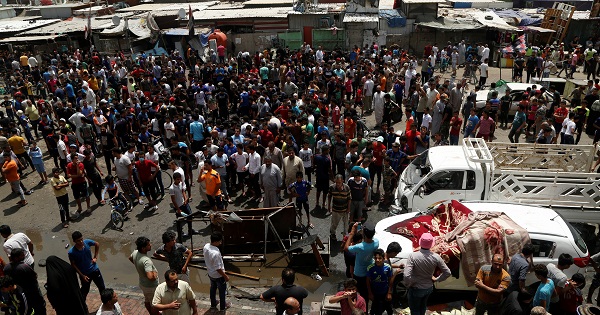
[[229, 32, 280, 53], [288, 13, 342, 30]]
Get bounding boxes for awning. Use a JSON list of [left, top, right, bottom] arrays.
[[343, 13, 379, 23], [100, 18, 152, 39], [416, 17, 483, 31], [0, 34, 65, 43], [472, 10, 519, 31]]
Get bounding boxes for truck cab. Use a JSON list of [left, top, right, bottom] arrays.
[[395, 139, 492, 213]]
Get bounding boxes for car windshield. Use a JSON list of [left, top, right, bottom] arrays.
[[402, 150, 429, 187]]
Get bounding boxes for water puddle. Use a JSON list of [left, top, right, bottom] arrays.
[[26, 229, 345, 303]]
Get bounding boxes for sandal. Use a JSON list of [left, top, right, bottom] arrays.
[[309, 223, 314, 229], [18, 200, 28, 206], [63, 223, 69, 228]]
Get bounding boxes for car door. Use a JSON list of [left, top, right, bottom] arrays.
[[412, 171, 465, 212], [526, 238, 557, 284]]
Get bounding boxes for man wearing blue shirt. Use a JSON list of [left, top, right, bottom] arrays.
[[344, 222, 379, 310], [68, 231, 105, 301], [188, 114, 205, 153], [509, 104, 527, 143]]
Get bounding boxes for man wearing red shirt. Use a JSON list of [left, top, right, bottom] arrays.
[[67, 153, 90, 215], [404, 123, 420, 155], [274, 103, 290, 121], [258, 125, 274, 148], [553, 100, 569, 137], [135, 151, 160, 210], [370, 137, 387, 194], [449, 111, 463, 145]]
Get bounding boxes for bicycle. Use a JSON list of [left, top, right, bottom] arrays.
[[463, 61, 479, 86], [435, 57, 448, 73], [109, 193, 131, 229]]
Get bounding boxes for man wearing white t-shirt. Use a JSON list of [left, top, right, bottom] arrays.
[[0, 225, 34, 268], [479, 59, 489, 88]]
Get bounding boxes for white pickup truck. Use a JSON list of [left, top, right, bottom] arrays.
[[393, 138, 600, 223]]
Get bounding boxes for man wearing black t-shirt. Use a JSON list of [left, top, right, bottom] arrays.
[[260, 268, 309, 315]]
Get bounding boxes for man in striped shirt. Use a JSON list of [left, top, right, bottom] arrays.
[[328, 174, 351, 240]]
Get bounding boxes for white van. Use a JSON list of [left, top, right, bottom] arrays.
[[375, 201, 590, 291]]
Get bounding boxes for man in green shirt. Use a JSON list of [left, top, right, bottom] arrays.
[[130, 236, 159, 315]]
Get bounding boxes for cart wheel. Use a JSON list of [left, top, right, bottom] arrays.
[[111, 211, 124, 229]]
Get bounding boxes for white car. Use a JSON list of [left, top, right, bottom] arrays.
[[476, 83, 555, 116], [375, 200, 589, 291]]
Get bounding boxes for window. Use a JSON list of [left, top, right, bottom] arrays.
[[423, 171, 464, 194], [466, 171, 476, 190], [531, 239, 555, 258]]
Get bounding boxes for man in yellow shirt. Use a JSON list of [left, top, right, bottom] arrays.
[[24, 100, 40, 138], [19, 53, 28, 69], [7, 129, 33, 169], [474, 254, 511, 315], [197, 160, 224, 211], [50, 167, 70, 228]]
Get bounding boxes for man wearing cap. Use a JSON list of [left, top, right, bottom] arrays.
[[344, 222, 378, 310], [404, 233, 451, 315]]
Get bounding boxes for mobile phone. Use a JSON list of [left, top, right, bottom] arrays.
[[357, 223, 362, 231]]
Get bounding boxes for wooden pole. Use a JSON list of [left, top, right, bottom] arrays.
[[152, 257, 260, 281]]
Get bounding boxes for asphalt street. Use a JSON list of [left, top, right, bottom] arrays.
[[1, 64, 598, 309]]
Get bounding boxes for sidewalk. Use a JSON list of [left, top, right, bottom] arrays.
[[43, 282, 278, 315]]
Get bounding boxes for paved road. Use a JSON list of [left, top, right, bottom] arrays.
[[2, 64, 598, 314]]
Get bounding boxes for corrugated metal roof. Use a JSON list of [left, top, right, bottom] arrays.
[[0, 18, 60, 33], [18, 17, 113, 35], [402, 0, 444, 4], [117, 2, 218, 12], [0, 34, 65, 42], [192, 7, 288, 19], [343, 13, 379, 22], [243, 0, 293, 6]]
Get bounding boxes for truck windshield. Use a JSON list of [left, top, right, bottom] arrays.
[[402, 150, 429, 187]]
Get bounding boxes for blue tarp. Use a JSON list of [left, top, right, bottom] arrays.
[[200, 29, 214, 47], [379, 9, 406, 27]]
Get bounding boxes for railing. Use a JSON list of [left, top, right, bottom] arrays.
[[488, 142, 597, 172]]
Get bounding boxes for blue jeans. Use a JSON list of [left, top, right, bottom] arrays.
[[449, 134, 459, 145], [209, 276, 227, 310], [407, 286, 433, 315]]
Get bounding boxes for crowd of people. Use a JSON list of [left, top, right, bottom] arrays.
[[0, 38, 598, 315]]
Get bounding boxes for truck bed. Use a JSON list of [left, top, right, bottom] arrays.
[[491, 170, 600, 213]]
